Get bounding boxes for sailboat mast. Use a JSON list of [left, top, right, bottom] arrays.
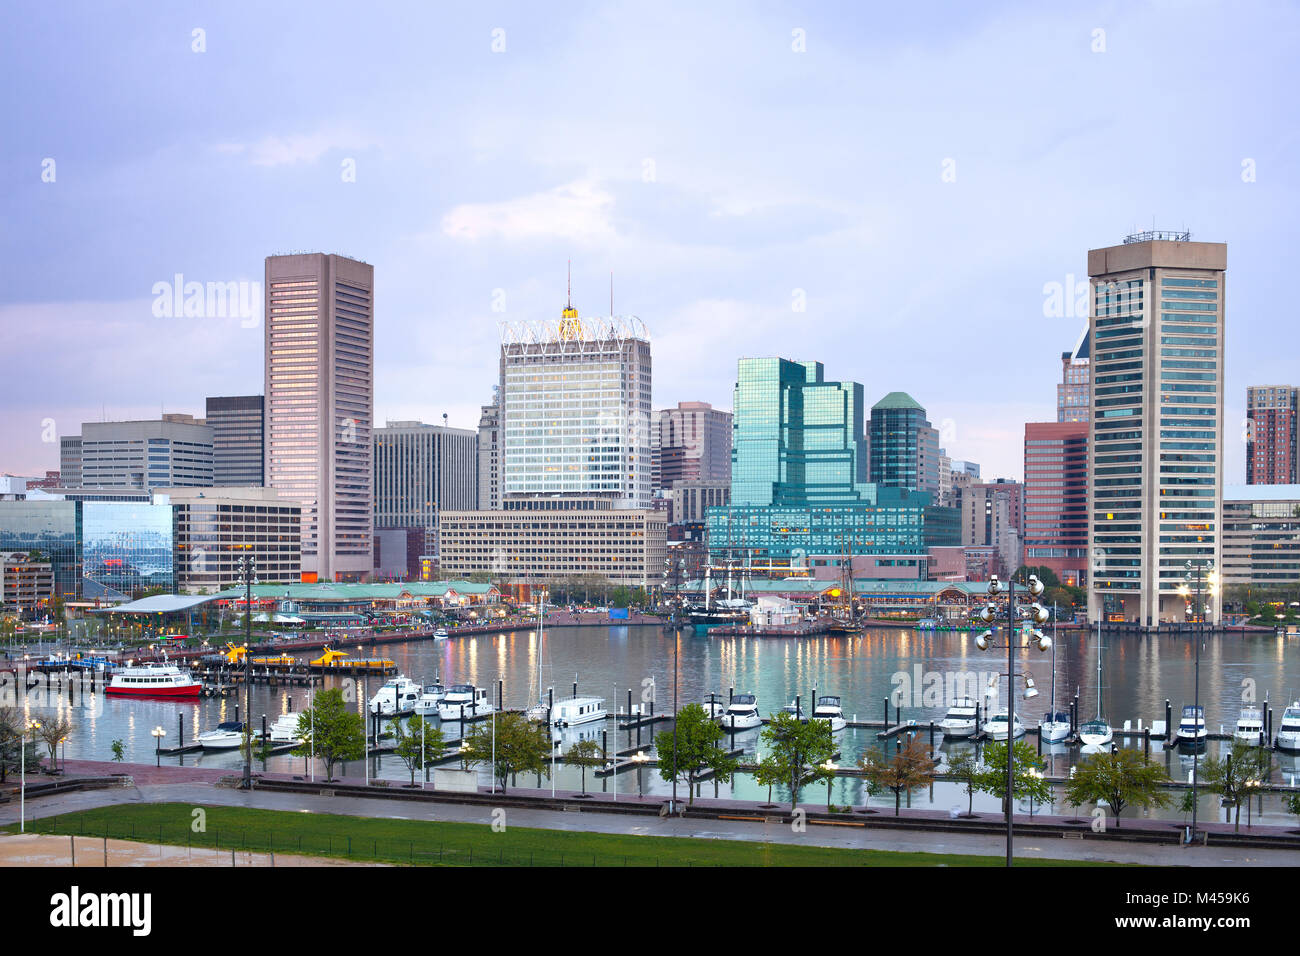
[[1050, 601, 1057, 715]]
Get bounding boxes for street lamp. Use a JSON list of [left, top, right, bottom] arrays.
[[633, 750, 648, 798], [1184, 558, 1214, 843], [822, 760, 838, 811], [974, 572, 1052, 867], [663, 556, 686, 813], [20, 718, 40, 833], [152, 726, 165, 767], [237, 554, 258, 790]]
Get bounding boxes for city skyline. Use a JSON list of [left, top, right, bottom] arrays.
[[4, 2, 1296, 484]]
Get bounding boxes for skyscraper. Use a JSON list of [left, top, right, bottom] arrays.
[[477, 389, 501, 510], [1087, 233, 1225, 626], [654, 401, 732, 489], [1058, 327, 1091, 422], [264, 253, 374, 582], [868, 392, 940, 497], [373, 420, 477, 537], [206, 395, 264, 486], [78, 416, 214, 490], [1023, 421, 1089, 586], [1245, 385, 1298, 484]]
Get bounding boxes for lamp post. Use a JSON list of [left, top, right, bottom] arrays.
[[20, 718, 39, 833], [663, 556, 685, 813], [823, 760, 838, 811], [237, 554, 258, 790], [152, 726, 165, 767], [633, 750, 648, 798], [973, 572, 1052, 867], [1182, 558, 1215, 843]]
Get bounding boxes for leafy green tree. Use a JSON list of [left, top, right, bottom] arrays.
[[706, 745, 739, 799], [1200, 742, 1273, 832], [391, 716, 445, 786], [860, 735, 936, 816], [292, 688, 365, 782], [976, 740, 1052, 821], [36, 715, 73, 772], [753, 753, 784, 807], [760, 710, 836, 812], [110, 739, 125, 762], [654, 703, 729, 805], [943, 749, 982, 817], [462, 712, 552, 793], [564, 738, 605, 796], [1063, 749, 1171, 828]]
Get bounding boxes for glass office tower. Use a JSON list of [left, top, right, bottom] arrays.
[[0, 500, 81, 600]]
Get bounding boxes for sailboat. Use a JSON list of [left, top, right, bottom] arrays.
[[525, 593, 549, 723], [1039, 603, 1071, 743], [1078, 617, 1113, 748]]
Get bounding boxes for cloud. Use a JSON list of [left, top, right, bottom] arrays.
[[441, 180, 617, 243], [215, 128, 375, 167]]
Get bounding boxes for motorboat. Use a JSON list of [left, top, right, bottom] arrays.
[[438, 684, 493, 721], [780, 700, 806, 721], [551, 696, 607, 727], [413, 682, 447, 716], [811, 695, 847, 733], [981, 710, 1025, 740], [433, 628, 449, 639], [1078, 717, 1113, 748], [1176, 704, 1208, 749], [1275, 701, 1300, 752], [269, 712, 304, 744], [105, 661, 201, 698], [198, 721, 246, 750], [1234, 706, 1265, 745], [1040, 711, 1072, 744], [720, 693, 762, 731], [938, 698, 979, 739], [368, 676, 421, 717], [702, 693, 727, 720]]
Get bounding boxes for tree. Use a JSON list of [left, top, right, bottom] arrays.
[[654, 703, 730, 805], [564, 738, 605, 796], [760, 710, 836, 812], [1063, 749, 1171, 828], [975, 740, 1052, 820], [111, 739, 125, 762], [1200, 742, 1273, 832], [36, 715, 73, 772], [859, 735, 937, 815], [461, 712, 552, 794], [1286, 792, 1300, 832], [291, 688, 364, 782], [0, 708, 43, 781], [943, 749, 982, 817], [753, 753, 784, 807], [391, 716, 445, 786], [706, 745, 740, 799]]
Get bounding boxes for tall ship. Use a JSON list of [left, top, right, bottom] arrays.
[[105, 661, 202, 698]]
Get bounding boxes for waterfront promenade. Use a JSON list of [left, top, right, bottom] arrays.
[[4, 760, 1299, 866]]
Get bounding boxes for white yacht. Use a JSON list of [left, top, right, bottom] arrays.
[[269, 712, 304, 744], [1040, 711, 1072, 744], [702, 693, 727, 720], [721, 693, 762, 731], [1275, 701, 1300, 752], [413, 682, 447, 716], [811, 695, 847, 733], [198, 721, 246, 750], [551, 696, 607, 727], [938, 698, 979, 739], [438, 684, 494, 721], [1176, 704, 1208, 748], [433, 628, 449, 639], [981, 710, 1025, 740], [1078, 717, 1113, 748], [368, 676, 421, 717], [1234, 706, 1265, 745], [780, 700, 806, 721]]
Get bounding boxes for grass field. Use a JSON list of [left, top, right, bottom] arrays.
[[6, 803, 1114, 866]]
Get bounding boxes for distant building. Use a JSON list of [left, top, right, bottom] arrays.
[[1058, 327, 1091, 423], [373, 420, 476, 543], [76, 416, 214, 490], [477, 389, 501, 510], [669, 480, 729, 525], [960, 480, 1023, 577], [164, 486, 301, 594], [868, 391, 940, 496], [0, 552, 54, 618], [1023, 421, 1089, 587], [654, 401, 731, 490], [206, 395, 265, 486], [1221, 485, 1300, 588], [59, 437, 82, 488], [1246, 385, 1297, 485]]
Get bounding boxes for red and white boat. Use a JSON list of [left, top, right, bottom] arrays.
[[104, 661, 202, 698]]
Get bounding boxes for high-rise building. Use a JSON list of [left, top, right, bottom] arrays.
[[1087, 232, 1225, 626], [477, 390, 501, 510], [708, 359, 958, 568], [1246, 385, 1298, 485], [264, 253, 374, 582], [59, 437, 81, 488], [1058, 327, 1091, 422], [165, 486, 301, 593], [654, 401, 732, 489], [78, 416, 214, 490], [1023, 422, 1089, 587], [373, 420, 477, 548], [1221, 484, 1300, 588], [869, 392, 941, 496], [499, 304, 652, 507], [960, 479, 1024, 576], [206, 395, 264, 486]]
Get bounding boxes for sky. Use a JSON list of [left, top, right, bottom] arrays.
[[2, 0, 1297, 482]]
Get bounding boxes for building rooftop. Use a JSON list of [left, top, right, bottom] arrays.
[[872, 391, 924, 411]]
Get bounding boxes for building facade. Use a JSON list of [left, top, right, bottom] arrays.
[[1058, 328, 1091, 423], [0, 552, 54, 618], [164, 486, 301, 594], [1221, 485, 1300, 589], [477, 389, 501, 510], [868, 392, 940, 496], [206, 395, 265, 486], [77, 416, 214, 490], [264, 253, 374, 582], [1023, 421, 1088, 587], [654, 401, 732, 489], [1087, 233, 1226, 625], [59, 437, 82, 488], [373, 420, 477, 554], [1245, 385, 1298, 485]]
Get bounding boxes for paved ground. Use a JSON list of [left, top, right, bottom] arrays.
[[5, 774, 1300, 866], [0, 832, 369, 867]]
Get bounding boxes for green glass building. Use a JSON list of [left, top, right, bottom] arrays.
[[708, 359, 959, 568]]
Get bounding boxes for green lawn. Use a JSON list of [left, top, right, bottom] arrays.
[[8, 803, 1114, 867]]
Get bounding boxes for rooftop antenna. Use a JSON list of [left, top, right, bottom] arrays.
[[567, 259, 572, 312], [610, 271, 614, 317]]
